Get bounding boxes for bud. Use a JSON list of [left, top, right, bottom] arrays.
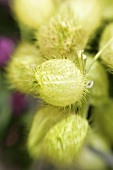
[[35, 59, 89, 106], [6, 42, 45, 94], [12, 0, 56, 29], [58, 0, 102, 36], [37, 17, 87, 60], [27, 106, 68, 158], [99, 23, 113, 71], [86, 54, 109, 106], [42, 114, 88, 166]]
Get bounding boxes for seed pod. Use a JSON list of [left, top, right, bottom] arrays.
[[99, 23, 113, 71], [35, 59, 88, 107], [11, 0, 56, 29], [86, 54, 109, 106], [6, 42, 45, 94], [37, 17, 87, 60], [27, 106, 68, 158], [58, 0, 102, 36], [42, 114, 88, 166]]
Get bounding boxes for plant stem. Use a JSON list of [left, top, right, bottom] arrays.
[[87, 37, 113, 72]]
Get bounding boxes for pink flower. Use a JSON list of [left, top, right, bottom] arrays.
[[0, 37, 15, 67]]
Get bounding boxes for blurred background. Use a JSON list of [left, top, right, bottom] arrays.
[[1, 0, 113, 170], [0, 0, 38, 169]]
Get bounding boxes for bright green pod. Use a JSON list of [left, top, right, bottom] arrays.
[[27, 106, 68, 159], [42, 114, 88, 166], [11, 0, 56, 30], [37, 17, 87, 60], [6, 42, 45, 94], [35, 59, 89, 107], [86, 54, 109, 106], [99, 23, 113, 71]]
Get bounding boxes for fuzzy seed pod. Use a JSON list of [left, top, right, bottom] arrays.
[[27, 106, 68, 158], [99, 23, 113, 71], [86, 54, 109, 106], [37, 17, 87, 60], [92, 99, 113, 144], [35, 59, 89, 107], [6, 42, 45, 94], [11, 0, 56, 29], [42, 114, 88, 166], [58, 0, 102, 36]]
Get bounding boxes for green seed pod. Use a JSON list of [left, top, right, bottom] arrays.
[[35, 59, 89, 107], [37, 17, 87, 60], [11, 0, 56, 29], [76, 132, 110, 170], [58, 0, 102, 36], [6, 42, 45, 94], [99, 23, 113, 71], [92, 99, 113, 144], [27, 106, 68, 158], [42, 114, 88, 166], [86, 54, 109, 106]]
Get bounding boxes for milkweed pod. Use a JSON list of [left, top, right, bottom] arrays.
[[37, 17, 87, 60], [58, 0, 102, 36], [86, 54, 109, 106], [99, 23, 113, 71], [42, 114, 88, 166], [35, 59, 89, 107], [11, 0, 56, 29], [6, 42, 45, 94], [27, 106, 68, 158]]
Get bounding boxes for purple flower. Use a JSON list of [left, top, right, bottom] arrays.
[[0, 37, 15, 68], [11, 91, 27, 115]]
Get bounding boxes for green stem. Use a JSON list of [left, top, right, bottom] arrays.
[[87, 37, 113, 72], [79, 102, 89, 119]]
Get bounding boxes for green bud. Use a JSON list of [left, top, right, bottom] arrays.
[[35, 59, 89, 107], [42, 114, 88, 166], [27, 106, 68, 158], [58, 0, 102, 36], [86, 54, 109, 106], [6, 42, 45, 94], [12, 0, 56, 29], [37, 17, 87, 60], [99, 23, 113, 71]]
